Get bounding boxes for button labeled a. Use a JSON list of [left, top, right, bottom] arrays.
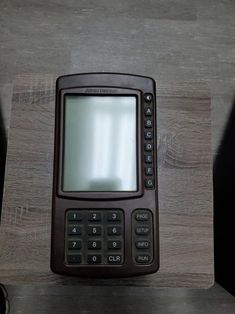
[[144, 107, 153, 116]]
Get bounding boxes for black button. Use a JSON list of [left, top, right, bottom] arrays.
[[108, 240, 122, 249], [88, 240, 102, 249], [145, 167, 153, 175], [107, 255, 122, 264], [135, 240, 150, 249], [67, 254, 82, 264], [88, 212, 102, 221], [144, 93, 153, 103], [135, 211, 150, 221], [145, 143, 153, 152], [68, 211, 82, 221], [135, 226, 150, 235], [145, 119, 153, 128], [107, 226, 122, 235], [144, 130, 153, 140], [145, 179, 154, 188], [87, 254, 102, 264], [144, 106, 153, 116], [145, 154, 153, 163], [107, 211, 122, 221], [68, 225, 82, 235], [88, 226, 102, 235], [68, 240, 82, 249], [135, 254, 152, 264]]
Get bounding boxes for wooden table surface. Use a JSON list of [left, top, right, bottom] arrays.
[[0, 75, 213, 287]]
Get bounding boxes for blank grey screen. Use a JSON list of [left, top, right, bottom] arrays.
[[63, 95, 137, 192]]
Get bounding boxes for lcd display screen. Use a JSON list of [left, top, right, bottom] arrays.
[[63, 95, 137, 192]]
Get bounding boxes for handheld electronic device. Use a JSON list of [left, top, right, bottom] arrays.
[[51, 73, 159, 277]]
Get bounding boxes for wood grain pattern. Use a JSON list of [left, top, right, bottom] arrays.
[[0, 75, 213, 287]]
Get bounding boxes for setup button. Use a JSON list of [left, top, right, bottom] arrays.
[[135, 226, 150, 235]]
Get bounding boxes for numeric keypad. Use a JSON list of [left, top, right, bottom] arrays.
[[66, 209, 124, 265]]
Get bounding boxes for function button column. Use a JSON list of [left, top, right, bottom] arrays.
[[132, 209, 154, 265]]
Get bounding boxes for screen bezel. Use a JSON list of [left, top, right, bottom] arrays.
[[57, 87, 143, 199]]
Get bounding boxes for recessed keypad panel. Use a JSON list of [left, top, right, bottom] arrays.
[[65, 209, 124, 265], [132, 209, 153, 264]]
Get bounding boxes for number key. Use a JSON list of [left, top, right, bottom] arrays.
[[68, 225, 82, 235], [108, 240, 122, 249], [107, 211, 122, 221], [68, 240, 82, 249], [88, 212, 101, 221], [88, 226, 102, 235], [68, 211, 82, 221], [107, 226, 122, 235], [87, 254, 102, 264], [88, 240, 102, 249]]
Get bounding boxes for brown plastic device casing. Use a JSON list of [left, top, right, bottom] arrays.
[[50, 73, 159, 277]]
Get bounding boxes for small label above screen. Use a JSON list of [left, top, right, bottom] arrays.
[[63, 95, 137, 192]]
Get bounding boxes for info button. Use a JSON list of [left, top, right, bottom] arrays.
[[135, 240, 150, 249]]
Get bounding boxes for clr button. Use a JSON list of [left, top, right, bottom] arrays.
[[107, 255, 122, 264]]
